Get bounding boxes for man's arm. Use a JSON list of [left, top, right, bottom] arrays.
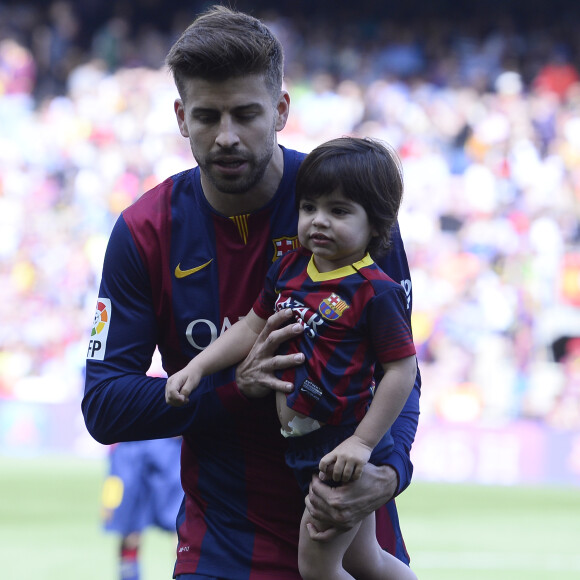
[[374, 222, 421, 494], [82, 217, 200, 444], [387, 372, 421, 494]]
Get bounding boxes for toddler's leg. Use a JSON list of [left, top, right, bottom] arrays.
[[343, 512, 418, 580], [298, 507, 359, 580]]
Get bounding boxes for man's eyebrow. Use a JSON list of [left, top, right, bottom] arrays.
[[191, 103, 264, 114], [191, 106, 218, 115], [232, 103, 265, 112]]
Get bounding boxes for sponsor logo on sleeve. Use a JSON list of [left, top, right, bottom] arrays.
[[87, 298, 111, 360]]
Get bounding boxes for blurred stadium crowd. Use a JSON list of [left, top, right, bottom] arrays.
[[2, 0, 580, 431]]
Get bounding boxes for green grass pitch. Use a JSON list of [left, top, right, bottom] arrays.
[[0, 455, 578, 579]]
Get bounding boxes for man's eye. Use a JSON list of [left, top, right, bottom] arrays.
[[237, 113, 258, 121], [195, 114, 217, 124]]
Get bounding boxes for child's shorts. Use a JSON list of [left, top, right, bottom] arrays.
[[284, 422, 394, 496]]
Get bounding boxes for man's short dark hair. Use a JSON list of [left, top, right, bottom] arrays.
[[166, 5, 284, 102]]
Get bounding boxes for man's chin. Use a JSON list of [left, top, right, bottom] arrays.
[[208, 174, 257, 196], [214, 183, 252, 195]]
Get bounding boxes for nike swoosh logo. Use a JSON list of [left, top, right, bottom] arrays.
[[175, 259, 213, 278]]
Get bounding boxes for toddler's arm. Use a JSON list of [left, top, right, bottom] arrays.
[[166, 309, 267, 406], [319, 354, 417, 482]]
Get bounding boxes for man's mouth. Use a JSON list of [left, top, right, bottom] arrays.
[[215, 159, 245, 167], [212, 158, 248, 175], [216, 159, 245, 167]]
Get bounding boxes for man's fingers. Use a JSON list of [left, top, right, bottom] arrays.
[[305, 477, 335, 519], [235, 308, 304, 398], [306, 521, 339, 542], [259, 308, 294, 341], [262, 321, 304, 353], [270, 352, 305, 371]]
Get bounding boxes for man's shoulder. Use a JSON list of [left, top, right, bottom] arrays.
[[121, 168, 196, 231], [281, 146, 307, 177], [281, 145, 307, 162]]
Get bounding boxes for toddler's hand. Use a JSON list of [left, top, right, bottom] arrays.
[[318, 435, 373, 483], [165, 366, 201, 406]]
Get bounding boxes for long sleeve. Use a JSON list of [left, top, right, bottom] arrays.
[[375, 223, 421, 494]]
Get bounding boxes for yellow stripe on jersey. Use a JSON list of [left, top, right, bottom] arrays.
[[230, 214, 250, 244]]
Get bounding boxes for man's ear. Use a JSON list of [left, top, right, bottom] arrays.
[[275, 91, 290, 132], [175, 99, 189, 137]]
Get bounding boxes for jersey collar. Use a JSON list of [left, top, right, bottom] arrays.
[[307, 253, 374, 282]]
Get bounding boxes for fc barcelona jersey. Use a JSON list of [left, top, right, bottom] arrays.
[[253, 248, 416, 426]]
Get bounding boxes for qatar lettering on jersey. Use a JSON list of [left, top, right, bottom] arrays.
[[87, 298, 111, 360]]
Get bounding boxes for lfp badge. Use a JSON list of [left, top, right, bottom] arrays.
[[318, 293, 349, 321], [87, 298, 111, 360]]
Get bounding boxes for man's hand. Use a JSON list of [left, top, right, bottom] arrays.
[[304, 463, 399, 541], [235, 308, 304, 398]]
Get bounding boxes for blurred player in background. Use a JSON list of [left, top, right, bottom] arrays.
[[101, 439, 183, 580], [100, 350, 183, 580]]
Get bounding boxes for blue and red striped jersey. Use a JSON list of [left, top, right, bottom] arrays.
[[253, 248, 416, 427], [82, 146, 420, 577]]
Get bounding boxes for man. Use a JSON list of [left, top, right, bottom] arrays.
[[82, 6, 420, 579]]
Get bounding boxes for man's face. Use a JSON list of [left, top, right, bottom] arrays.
[[175, 74, 289, 199]]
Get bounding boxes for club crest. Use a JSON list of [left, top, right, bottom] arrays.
[[272, 236, 300, 261], [319, 293, 349, 320]]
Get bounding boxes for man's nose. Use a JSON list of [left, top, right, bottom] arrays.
[[215, 117, 240, 148]]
